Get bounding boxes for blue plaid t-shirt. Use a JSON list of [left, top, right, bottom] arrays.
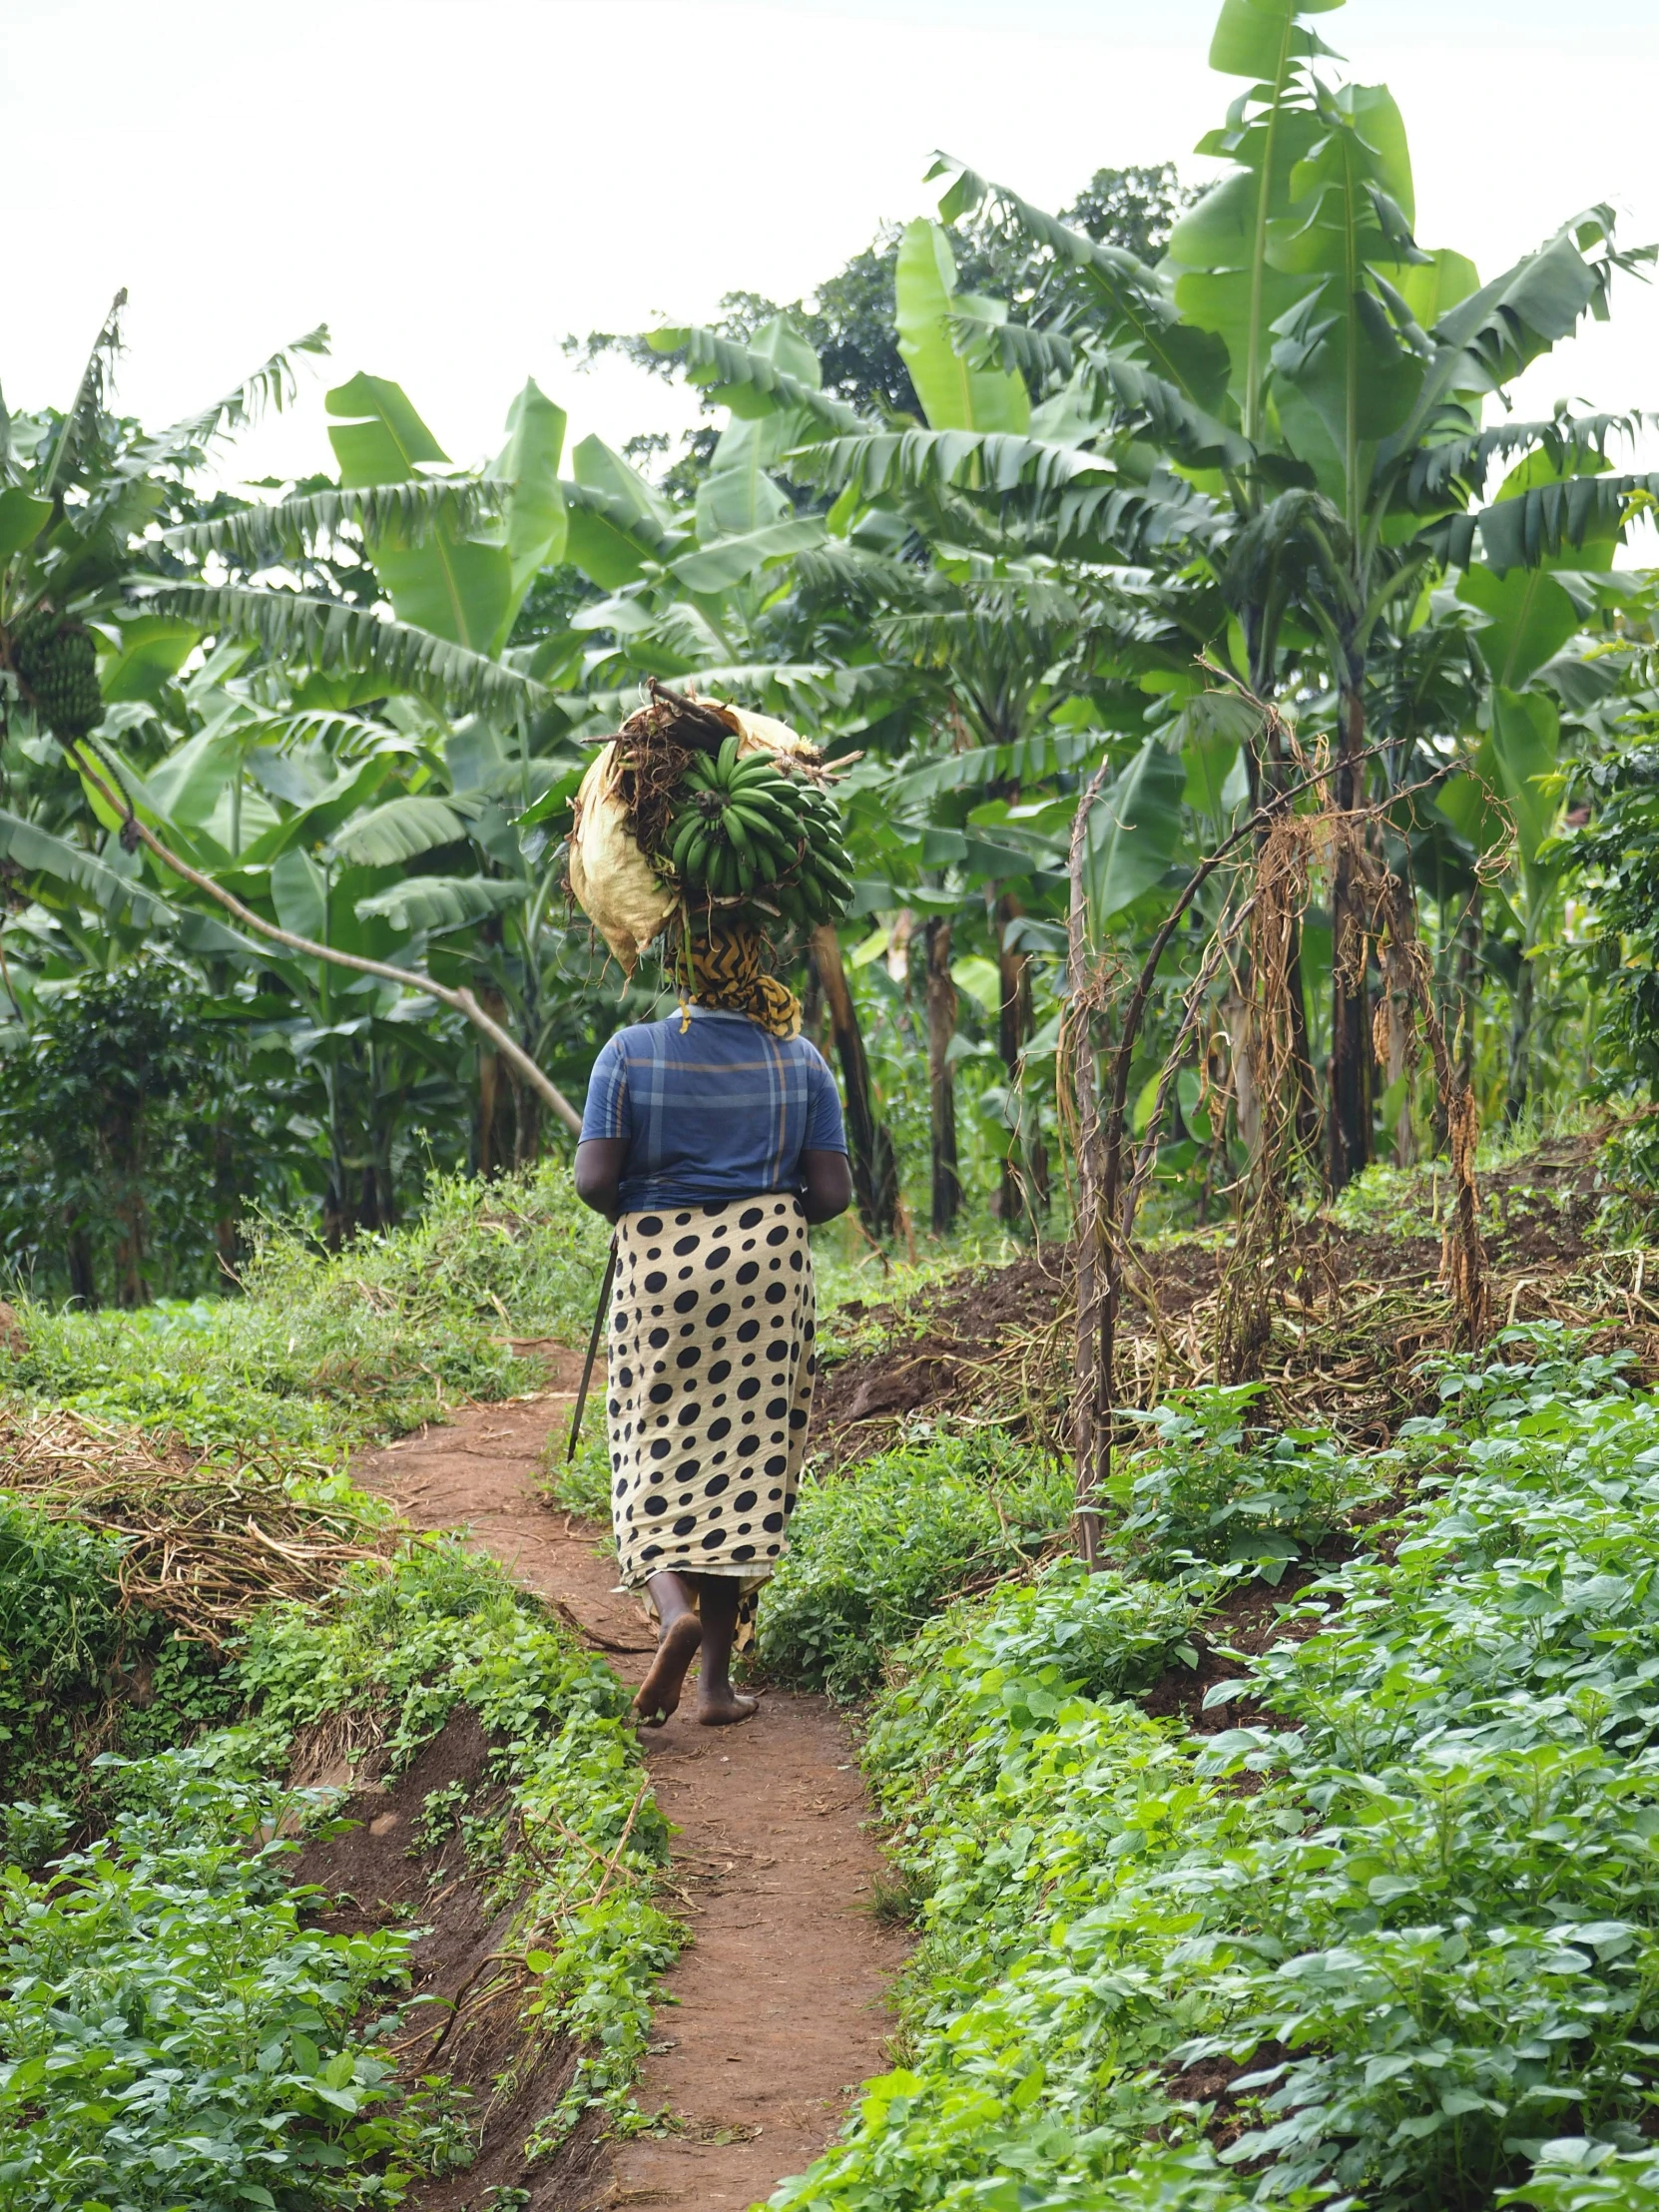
[[580, 1007, 847, 1213]]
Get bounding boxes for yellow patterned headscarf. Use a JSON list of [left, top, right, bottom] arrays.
[[683, 922, 801, 1039]]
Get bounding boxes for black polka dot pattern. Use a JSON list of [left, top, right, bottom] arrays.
[[608, 1194, 816, 1609]]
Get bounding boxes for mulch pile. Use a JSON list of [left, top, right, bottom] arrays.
[[0, 1408, 387, 1646], [815, 1133, 1659, 1463]]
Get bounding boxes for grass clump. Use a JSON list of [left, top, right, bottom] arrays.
[[1, 1161, 609, 1457], [753, 1427, 1072, 1699]]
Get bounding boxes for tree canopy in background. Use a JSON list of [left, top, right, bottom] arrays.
[[2, 3, 1657, 1308]]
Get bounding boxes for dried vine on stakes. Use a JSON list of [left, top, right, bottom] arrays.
[[1349, 832, 1491, 1344], [1064, 713, 1434, 1568], [1061, 762, 1115, 1566], [1215, 803, 1319, 1380], [59, 738, 584, 1136]]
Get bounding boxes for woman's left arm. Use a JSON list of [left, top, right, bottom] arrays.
[[574, 1137, 628, 1221], [800, 1148, 852, 1225]]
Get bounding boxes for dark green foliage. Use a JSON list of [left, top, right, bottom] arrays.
[[0, 956, 313, 1307], [1567, 746, 1659, 1155], [1063, 162, 1194, 262], [753, 1427, 1072, 1698], [0, 1498, 233, 1805]]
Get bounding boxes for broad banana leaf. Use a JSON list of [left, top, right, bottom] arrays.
[[100, 616, 198, 704], [325, 794, 473, 867], [1456, 448, 1616, 686], [0, 809, 175, 928], [1084, 739, 1187, 933], [648, 324, 862, 434], [354, 874, 525, 933], [0, 487, 53, 564], [328, 373, 512, 653], [492, 378, 568, 648], [271, 845, 328, 941], [696, 315, 821, 547], [1208, 0, 1344, 82], [671, 517, 826, 595], [895, 221, 1029, 435], [1490, 685, 1560, 877], [147, 721, 248, 829]]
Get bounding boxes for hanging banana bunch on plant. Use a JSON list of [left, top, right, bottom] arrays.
[[663, 732, 854, 929], [6, 608, 105, 740]]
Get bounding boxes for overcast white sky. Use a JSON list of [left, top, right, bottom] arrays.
[[7, 0, 1659, 490]]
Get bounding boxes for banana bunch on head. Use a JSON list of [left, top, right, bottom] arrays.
[[664, 732, 853, 932]]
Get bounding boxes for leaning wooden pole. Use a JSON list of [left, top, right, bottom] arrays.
[[63, 740, 584, 1137], [1065, 765, 1113, 1568]]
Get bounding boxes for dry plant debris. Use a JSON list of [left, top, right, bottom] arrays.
[[815, 1134, 1659, 1462], [0, 1408, 387, 1646]]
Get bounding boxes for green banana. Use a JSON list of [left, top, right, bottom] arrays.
[[716, 732, 742, 780], [729, 759, 788, 792], [723, 808, 759, 864]]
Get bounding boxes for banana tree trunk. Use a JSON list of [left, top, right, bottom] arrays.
[[1329, 678, 1372, 1191], [477, 983, 509, 1177], [924, 917, 962, 1234], [213, 1108, 239, 1283], [810, 923, 897, 1237], [65, 1212, 97, 1309], [101, 1103, 151, 1309], [1505, 952, 1535, 1127], [1383, 958, 1416, 1166]]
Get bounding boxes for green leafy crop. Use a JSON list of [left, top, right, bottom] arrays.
[[772, 1334, 1659, 2212], [754, 1428, 1074, 1699]]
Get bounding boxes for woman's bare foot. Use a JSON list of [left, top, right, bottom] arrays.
[[697, 1684, 760, 1726], [633, 1613, 703, 1727]]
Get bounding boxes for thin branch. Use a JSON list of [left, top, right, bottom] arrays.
[[61, 740, 582, 1136]]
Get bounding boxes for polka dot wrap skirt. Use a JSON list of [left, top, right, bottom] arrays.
[[607, 1193, 817, 1598]]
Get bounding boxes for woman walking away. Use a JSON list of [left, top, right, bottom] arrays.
[[575, 921, 851, 1726]]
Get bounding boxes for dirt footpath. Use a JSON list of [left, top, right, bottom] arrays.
[[357, 1369, 905, 2210]]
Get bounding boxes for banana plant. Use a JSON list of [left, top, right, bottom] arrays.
[[920, 0, 1654, 1185]]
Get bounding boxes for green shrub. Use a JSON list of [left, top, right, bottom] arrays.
[[754, 1427, 1073, 1700], [0, 1496, 234, 1802], [1107, 1382, 1382, 1581], [3, 1160, 609, 1456]]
